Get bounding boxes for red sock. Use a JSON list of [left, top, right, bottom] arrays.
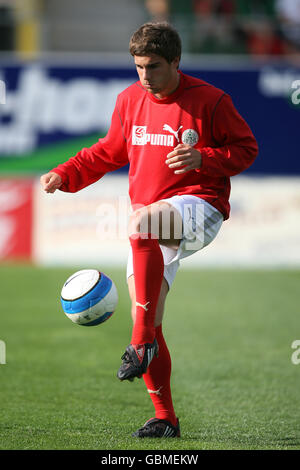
[[142, 324, 177, 426], [130, 234, 164, 345]]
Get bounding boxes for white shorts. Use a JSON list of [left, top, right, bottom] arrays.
[[127, 195, 223, 288]]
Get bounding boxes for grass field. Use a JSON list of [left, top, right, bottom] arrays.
[[0, 263, 299, 451]]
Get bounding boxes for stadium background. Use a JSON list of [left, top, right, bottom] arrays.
[[0, 0, 300, 451], [0, 0, 300, 267]]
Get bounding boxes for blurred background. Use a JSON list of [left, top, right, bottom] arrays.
[[0, 0, 300, 268], [2, 0, 300, 56]]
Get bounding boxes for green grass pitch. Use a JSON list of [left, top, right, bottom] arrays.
[[0, 263, 299, 450]]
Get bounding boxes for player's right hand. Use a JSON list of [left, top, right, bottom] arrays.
[[40, 172, 62, 193]]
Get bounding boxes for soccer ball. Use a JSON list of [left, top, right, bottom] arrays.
[[60, 269, 118, 326]]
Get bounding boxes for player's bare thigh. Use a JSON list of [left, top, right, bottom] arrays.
[[128, 201, 183, 250], [128, 274, 169, 327]]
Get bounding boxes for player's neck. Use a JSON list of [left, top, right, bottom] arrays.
[[154, 72, 180, 100]]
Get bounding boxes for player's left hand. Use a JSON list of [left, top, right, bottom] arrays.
[[165, 144, 202, 174]]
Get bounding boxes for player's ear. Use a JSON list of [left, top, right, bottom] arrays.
[[172, 57, 180, 70]]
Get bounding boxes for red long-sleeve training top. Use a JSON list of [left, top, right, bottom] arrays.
[[52, 71, 258, 220]]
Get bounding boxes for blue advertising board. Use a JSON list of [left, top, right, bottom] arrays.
[[186, 63, 300, 176], [0, 56, 299, 175]]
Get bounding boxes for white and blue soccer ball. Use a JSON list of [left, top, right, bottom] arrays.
[[61, 269, 118, 326]]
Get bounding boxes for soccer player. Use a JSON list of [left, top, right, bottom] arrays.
[[40, 22, 258, 438]]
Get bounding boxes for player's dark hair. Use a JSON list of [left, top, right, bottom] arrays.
[[129, 22, 181, 64]]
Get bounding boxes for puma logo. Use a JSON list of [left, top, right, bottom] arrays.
[[163, 124, 183, 143], [147, 386, 163, 396], [136, 301, 150, 311]]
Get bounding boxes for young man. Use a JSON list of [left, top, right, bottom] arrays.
[[40, 22, 258, 438]]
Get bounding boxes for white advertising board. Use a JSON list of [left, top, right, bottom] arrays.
[[34, 175, 300, 268]]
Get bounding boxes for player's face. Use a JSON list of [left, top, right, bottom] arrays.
[[134, 54, 180, 99]]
